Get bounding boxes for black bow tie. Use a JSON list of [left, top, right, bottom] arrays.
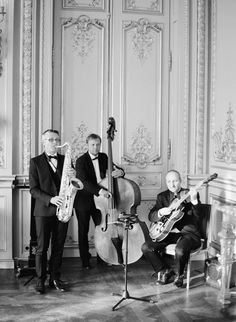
[[48, 155, 58, 160], [92, 156, 98, 161]]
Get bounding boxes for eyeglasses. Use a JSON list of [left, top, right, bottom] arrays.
[[45, 138, 61, 143]]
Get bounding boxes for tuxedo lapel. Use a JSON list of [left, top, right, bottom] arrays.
[[41, 153, 58, 189], [98, 154, 106, 179]]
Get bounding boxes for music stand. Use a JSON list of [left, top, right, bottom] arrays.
[[112, 214, 156, 311]]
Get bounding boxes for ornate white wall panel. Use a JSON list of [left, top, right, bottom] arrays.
[[121, 19, 162, 166], [110, 1, 170, 201], [55, 13, 109, 145], [195, 0, 207, 174], [123, 0, 163, 14], [63, 0, 105, 10], [209, 0, 236, 180], [13, 189, 31, 259], [20, 0, 33, 174], [0, 0, 15, 268], [0, 0, 13, 175], [38, 0, 54, 146], [208, 0, 236, 263], [0, 176, 15, 268], [181, 0, 190, 182]]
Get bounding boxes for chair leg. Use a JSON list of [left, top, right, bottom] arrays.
[[186, 261, 191, 290]]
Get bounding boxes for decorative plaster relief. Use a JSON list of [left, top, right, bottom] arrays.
[[71, 122, 88, 165], [136, 174, 159, 187], [22, 0, 33, 174], [124, 0, 162, 14], [0, 138, 5, 168], [122, 124, 160, 168], [63, 15, 104, 63], [195, 0, 207, 173], [124, 18, 162, 65], [63, 0, 104, 10], [213, 104, 236, 164], [182, 0, 190, 186]]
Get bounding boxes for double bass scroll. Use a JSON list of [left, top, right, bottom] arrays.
[[94, 117, 148, 265]]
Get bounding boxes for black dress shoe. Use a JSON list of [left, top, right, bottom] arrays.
[[173, 274, 184, 288], [49, 279, 65, 292], [156, 269, 175, 285], [35, 282, 45, 294]]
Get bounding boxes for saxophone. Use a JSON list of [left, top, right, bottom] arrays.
[[56, 142, 83, 223]]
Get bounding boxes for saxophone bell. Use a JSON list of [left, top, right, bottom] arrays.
[[71, 177, 83, 190]]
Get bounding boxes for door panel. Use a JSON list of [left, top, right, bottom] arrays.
[[53, 0, 170, 256]]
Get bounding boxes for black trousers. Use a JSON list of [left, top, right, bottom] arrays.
[[141, 232, 201, 275], [74, 208, 101, 267], [35, 216, 68, 283]]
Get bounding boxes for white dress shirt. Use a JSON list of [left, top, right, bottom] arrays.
[[47, 154, 58, 172], [89, 152, 102, 183]]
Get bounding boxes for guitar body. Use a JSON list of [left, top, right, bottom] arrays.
[[149, 209, 184, 242]]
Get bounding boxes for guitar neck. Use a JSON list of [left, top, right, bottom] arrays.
[[175, 179, 205, 208]]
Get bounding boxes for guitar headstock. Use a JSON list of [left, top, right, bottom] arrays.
[[107, 117, 116, 141], [203, 173, 218, 185]]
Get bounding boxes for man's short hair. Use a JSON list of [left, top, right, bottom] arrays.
[[42, 129, 59, 136], [86, 133, 101, 143]]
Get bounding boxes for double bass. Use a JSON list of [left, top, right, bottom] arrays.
[[94, 117, 147, 265]]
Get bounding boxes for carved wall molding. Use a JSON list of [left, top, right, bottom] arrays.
[[63, 15, 104, 63], [213, 104, 236, 164], [63, 0, 105, 10], [135, 174, 159, 187], [123, 0, 162, 14], [38, 0, 54, 143], [21, 0, 33, 174], [182, 0, 190, 186], [71, 122, 88, 165], [195, 0, 207, 173], [123, 18, 162, 65], [122, 124, 160, 168], [210, 0, 217, 140]]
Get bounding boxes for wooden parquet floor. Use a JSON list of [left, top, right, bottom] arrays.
[[0, 257, 236, 322]]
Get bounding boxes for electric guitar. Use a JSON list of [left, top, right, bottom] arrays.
[[149, 173, 218, 242]]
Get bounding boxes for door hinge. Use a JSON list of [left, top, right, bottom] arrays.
[[168, 139, 171, 160]]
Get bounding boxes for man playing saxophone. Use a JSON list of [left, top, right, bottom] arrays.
[[29, 129, 68, 294]]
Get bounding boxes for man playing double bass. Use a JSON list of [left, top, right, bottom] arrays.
[[74, 133, 124, 269], [142, 170, 201, 288]]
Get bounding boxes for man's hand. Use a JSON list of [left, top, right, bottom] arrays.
[[158, 207, 172, 218], [50, 196, 64, 207], [99, 189, 112, 199], [112, 168, 124, 178], [189, 188, 198, 204]]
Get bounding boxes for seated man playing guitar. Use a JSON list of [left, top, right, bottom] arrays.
[[142, 169, 201, 288]]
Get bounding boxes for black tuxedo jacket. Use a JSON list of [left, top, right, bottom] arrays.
[[149, 188, 201, 239], [29, 152, 64, 217], [74, 151, 108, 212]]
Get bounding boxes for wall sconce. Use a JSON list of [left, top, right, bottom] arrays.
[[0, 5, 6, 77]]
